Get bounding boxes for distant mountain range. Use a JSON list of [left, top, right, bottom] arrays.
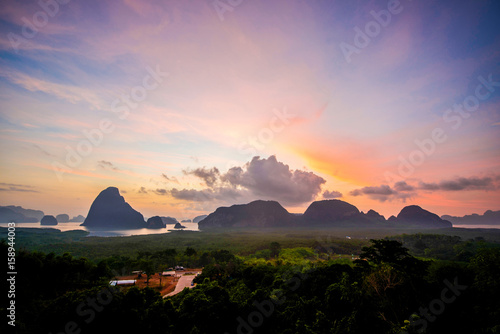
[[198, 199, 453, 229], [442, 210, 500, 225], [0, 205, 85, 224], [0, 205, 43, 223], [3, 186, 497, 229], [81, 188, 456, 230]]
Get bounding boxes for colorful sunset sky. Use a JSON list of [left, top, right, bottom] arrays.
[[1, 0, 499, 220]]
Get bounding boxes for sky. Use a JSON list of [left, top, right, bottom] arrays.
[[0, 0, 499, 220]]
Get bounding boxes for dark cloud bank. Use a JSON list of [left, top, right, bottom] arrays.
[[350, 176, 498, 202]]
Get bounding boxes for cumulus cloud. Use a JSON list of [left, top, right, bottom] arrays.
[[220, 156, 326, 205], [323, 190, 343, 199], [168, 156, 326, 206]]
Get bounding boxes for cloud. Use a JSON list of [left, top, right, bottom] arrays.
[[169, 187, 243, 202], [138, 187, 148, 194], [98, 160, 119, 171], [0, 183, 39, 193], [394, 181, 415, 192], [350, 183, 414, 202], [350, 175, 498, 202], [323, 190, 342, 199], [32, 144, 56, 157], [418, 176, 497, 191], [220, 156, 326, 205], [169, 156, 326, 206], [154, 188, 168, 196], [350, 185, 395, 198], [161, 173, 179, 184], [170, 188, 209, 201], [418, 182, 440, 191], [0, 68, 104, 108], [183, 167, 220, 187]]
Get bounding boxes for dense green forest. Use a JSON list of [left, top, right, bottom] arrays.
[[2, 229, 500, 333], [3, 226, 500, 261]]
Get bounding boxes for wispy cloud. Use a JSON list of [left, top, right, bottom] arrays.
[[0, 67, 105, 108], [97, 160, 120, 171], [419, 176, 497, 192], [0, 183, 39, 193], [350, 184, 414, 202], [161, 173, 179, 184], [32, 144, 56, 158], [350, 175, 499, 202]]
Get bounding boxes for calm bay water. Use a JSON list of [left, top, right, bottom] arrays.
[[452, 224, 500, 229], [0, 221, 200, 237], [2, 222, 499, 237]]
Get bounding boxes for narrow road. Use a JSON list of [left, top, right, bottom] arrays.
[[163, 274, 197, 298]]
